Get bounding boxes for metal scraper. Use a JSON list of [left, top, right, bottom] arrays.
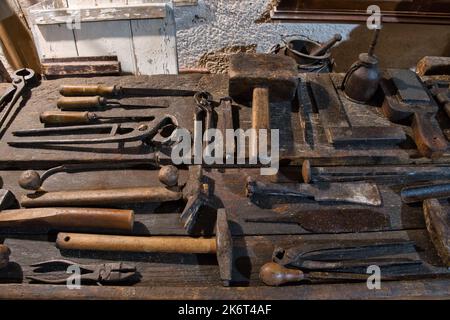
[[246, 178, 382, 206]]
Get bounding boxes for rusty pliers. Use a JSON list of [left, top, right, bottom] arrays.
[[27, 259, 138, 285]]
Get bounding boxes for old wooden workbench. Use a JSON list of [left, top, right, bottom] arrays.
[[0, 73, 449, 299]]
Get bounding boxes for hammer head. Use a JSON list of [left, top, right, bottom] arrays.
[[228, 53, 298, 103], [215, 208, 233, 286], [0, 189, 16, 210]]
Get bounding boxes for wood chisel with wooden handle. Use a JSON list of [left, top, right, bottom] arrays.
[[59, 85, 197, 97], [0, 207, 134, 232], [57, 96, 169, 110], [40, 111, 155, 125]]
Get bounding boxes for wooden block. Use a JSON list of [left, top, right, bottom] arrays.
[[41, 56, 121, 78]]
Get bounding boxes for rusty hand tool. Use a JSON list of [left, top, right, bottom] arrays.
[[27, 260, 138, 285], [56, 208, 233, 286], [20, 166, 213, 234], [228, 53, 298, 156], [302, 160, 450, 184], [259, 262, 405, 286], [8, 115, 178, 147], [245, 208, 389, 233], [272, 242, 420, 271], [309, 34, 342, 57], [40, 110, 156, 125], [216, 97, 235, 161], [193, 92, 216, 158], [246, 177, 382, 206], [428, 81, 450, 119], [380, 69, 448, 158], [0, 207, 134, 232], [401, 182, 450, 204], [59, 85, 197, 97], [57, 96, 169, 110], [0, 68, 36, 134], [0, 189, 16, 210], [423, 199, 450, 267], [0, 245, 10, 269], [18, 158, 159, 191]]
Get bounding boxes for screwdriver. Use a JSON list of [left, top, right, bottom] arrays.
[[57, 96, 169, 110], [40, 110, 155, 125]]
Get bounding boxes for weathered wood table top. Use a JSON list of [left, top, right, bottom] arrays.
[[0, 74, 449, 299]]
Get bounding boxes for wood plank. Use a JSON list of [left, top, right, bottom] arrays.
[[31, 24, 78, 59], [74, 20, 135, 74], [130, 4, 178, 75], [42, 56, 121, 77], [1, 279, 450, 299], [30, 4, 166, 25]]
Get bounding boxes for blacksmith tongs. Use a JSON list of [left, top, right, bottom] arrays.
[[0, 68, 36, 135], [8, 114, 178, 146], [27, 259, 138, 285]]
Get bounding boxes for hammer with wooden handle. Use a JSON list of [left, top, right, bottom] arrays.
[[56, 209, 233, 286], [228, 53, 298, 156]]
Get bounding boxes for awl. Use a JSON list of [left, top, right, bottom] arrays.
[[57, 96, 169, 110], [59, 85, 198, 97], [40, 111, 155, 125], [245, 209, 390, 233], [246, 178, 382, 206]]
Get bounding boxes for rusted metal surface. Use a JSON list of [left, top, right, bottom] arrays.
[[423, 199, 450, 267], [401, 182, 450, 203], [27, 260, 138, 285], [247, 178, 382, 206], [9, 115, 178, 147], [245, 209, 389, 233], [417, 56, 450, 76], [381, 69, 448, 159]]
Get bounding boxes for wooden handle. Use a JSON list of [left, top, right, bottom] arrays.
[[59, 85, 116, 97], [259, 262, 304, 286], [40, 111, 92, 125], [0, 245, 10, 269], [57, 96, 104, 110], [411, 113, 448, 158], [252, 86, 270, 130], [0, 207, 134, 231], [20, 187, 182, 208], [56, 232, 217, 254], [401, 182, 450, 203], [309, 33, 342, 56]]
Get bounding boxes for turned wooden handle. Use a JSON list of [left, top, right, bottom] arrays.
[[59, 85, 116, 97], [0, 207, 134, 231], [252, 86, 270, 131], [411, 112, 448, 159], [56, 232, 217, 254], [21, 187, 182, 208], [259, 262, 304, 286], [40, 111, 92, 125], [0, 245, 10, 269], [57, 96, 104, 110]]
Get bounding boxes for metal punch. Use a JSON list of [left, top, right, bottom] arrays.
[[0, 68, 36, 134], [27, 260, 138, 285], [8, 114, 178, 146]]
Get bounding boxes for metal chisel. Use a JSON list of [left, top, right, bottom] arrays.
[[57, 96, 169, 110], [40, 111, 155, 125]]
